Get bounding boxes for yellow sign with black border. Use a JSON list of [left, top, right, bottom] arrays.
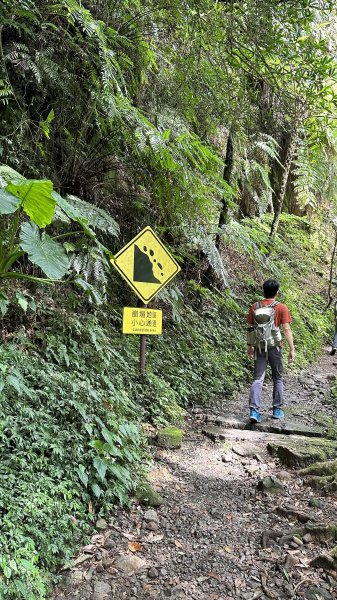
[[123, 307, 162, 335], [112, 227, 180, 304]]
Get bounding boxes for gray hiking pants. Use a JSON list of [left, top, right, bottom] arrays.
[[249, 346, 283, 410], [332, 322, 337, 348]]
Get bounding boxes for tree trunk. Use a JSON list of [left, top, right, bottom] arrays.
[[269, 132, 296, 238], [216, 132, 234, 249], [327, 229, 337, 308]]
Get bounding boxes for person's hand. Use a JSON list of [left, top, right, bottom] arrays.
[[247, 345, 254, 358], [288, 349, 295, 364]]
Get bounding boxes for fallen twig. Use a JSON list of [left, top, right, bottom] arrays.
[[109, 523, 142, 541], [293, 577, 311, 592], [61, 554, 91, 571]]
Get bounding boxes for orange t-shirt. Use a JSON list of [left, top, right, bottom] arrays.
[[247, 299, 292, 328]]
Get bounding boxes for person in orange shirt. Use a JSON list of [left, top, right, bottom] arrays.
[[247, 279, 295, 423]]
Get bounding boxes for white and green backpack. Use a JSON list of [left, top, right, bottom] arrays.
[[249, 301, 282, 353]]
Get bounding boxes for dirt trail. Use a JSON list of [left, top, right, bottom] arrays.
[[53, 351, 337, 600]]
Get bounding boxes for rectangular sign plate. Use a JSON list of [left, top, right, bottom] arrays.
[[123, 307, 162, 335]]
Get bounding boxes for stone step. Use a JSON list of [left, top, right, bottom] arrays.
[[205, 415, 325, 438], [202, 425, 316, 445], [254, 419, 325, 438], [212, 416, 250, 430]]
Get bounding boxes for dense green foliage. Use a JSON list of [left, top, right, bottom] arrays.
[[2, 0, 337, 238], [1, 0, 337, 597], [0, 305, 144, 597], [0, 213, 330, 598]]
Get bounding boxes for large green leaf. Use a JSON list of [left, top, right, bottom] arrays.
[[0, 189, 21, 214], [0, 165, 26, 187], [93, 456, 108, 482], [7, 180, 55, 227], [19, 222, 69, 279]]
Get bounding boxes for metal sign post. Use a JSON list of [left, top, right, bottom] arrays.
[[140, 334, 147, 375], [139, 303, 147, 376]]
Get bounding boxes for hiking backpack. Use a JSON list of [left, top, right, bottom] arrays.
[[250, 301, 282, 353]]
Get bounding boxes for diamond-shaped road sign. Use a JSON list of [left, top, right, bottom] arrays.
[[112, 226, 181, 304]]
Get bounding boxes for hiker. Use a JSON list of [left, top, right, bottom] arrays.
[[330, 299, 337, 355], [246, 279, 295, 424]]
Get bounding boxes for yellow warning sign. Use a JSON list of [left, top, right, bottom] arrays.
[[112, 227, 181, 304], [123, 307, 162, 335]]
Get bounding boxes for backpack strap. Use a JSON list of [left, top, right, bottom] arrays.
[[254, 300, 278, 310]]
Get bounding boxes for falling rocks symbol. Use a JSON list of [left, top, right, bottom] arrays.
[[133, 245, 161, 284]]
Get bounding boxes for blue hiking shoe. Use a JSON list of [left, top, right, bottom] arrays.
[[250, 408, 262, 424], [272, 408, 285, 419]]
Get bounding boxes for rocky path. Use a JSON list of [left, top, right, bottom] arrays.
[[53, 351, 337, 600]]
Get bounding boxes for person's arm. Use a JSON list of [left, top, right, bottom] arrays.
[[281, 323, 295, 363], [247, 343, 254, 357], [247, 307, 254, 357]]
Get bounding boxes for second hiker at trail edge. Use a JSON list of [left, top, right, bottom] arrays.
[[246, 279, 295, 424]]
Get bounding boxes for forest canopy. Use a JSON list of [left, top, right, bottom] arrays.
[[2, 0, 337, 247]]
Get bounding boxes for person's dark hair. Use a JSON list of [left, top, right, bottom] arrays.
[[263, 279, 280, 298]]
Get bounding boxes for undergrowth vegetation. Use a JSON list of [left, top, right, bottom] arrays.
[[0, 213, 331, 598], [2, 0, 337, 597]]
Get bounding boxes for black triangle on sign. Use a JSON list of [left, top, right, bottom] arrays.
[[133, 245, 161, 283]]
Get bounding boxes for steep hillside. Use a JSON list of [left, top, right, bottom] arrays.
[[0, 213, 332, 597]]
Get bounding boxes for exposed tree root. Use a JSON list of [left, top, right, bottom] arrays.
[[300, 460, 337, 494]]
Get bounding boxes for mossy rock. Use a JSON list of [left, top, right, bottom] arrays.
[[135, 482, 163, 507], [156, 426, 183, 449], [307, 474, 337, 494], [304, 522, 337, 542], [257, 475, 284, 495], [303, 437, 337, 457], [267, 442, 327, 468], [299, 460, 337, 477], [309, 498, 324, 508]]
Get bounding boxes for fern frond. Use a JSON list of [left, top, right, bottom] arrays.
[[293, 128, 337, 209], [200, 237, 228, 287], [69, 246, 108, 303], [222, 220, 278, 274], [66, 195, 120, 237], [254, 134, 281, 163], [189, 232, 228, 288]]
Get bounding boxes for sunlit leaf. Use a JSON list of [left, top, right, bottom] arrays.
[[8, 179, 55, 227]]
